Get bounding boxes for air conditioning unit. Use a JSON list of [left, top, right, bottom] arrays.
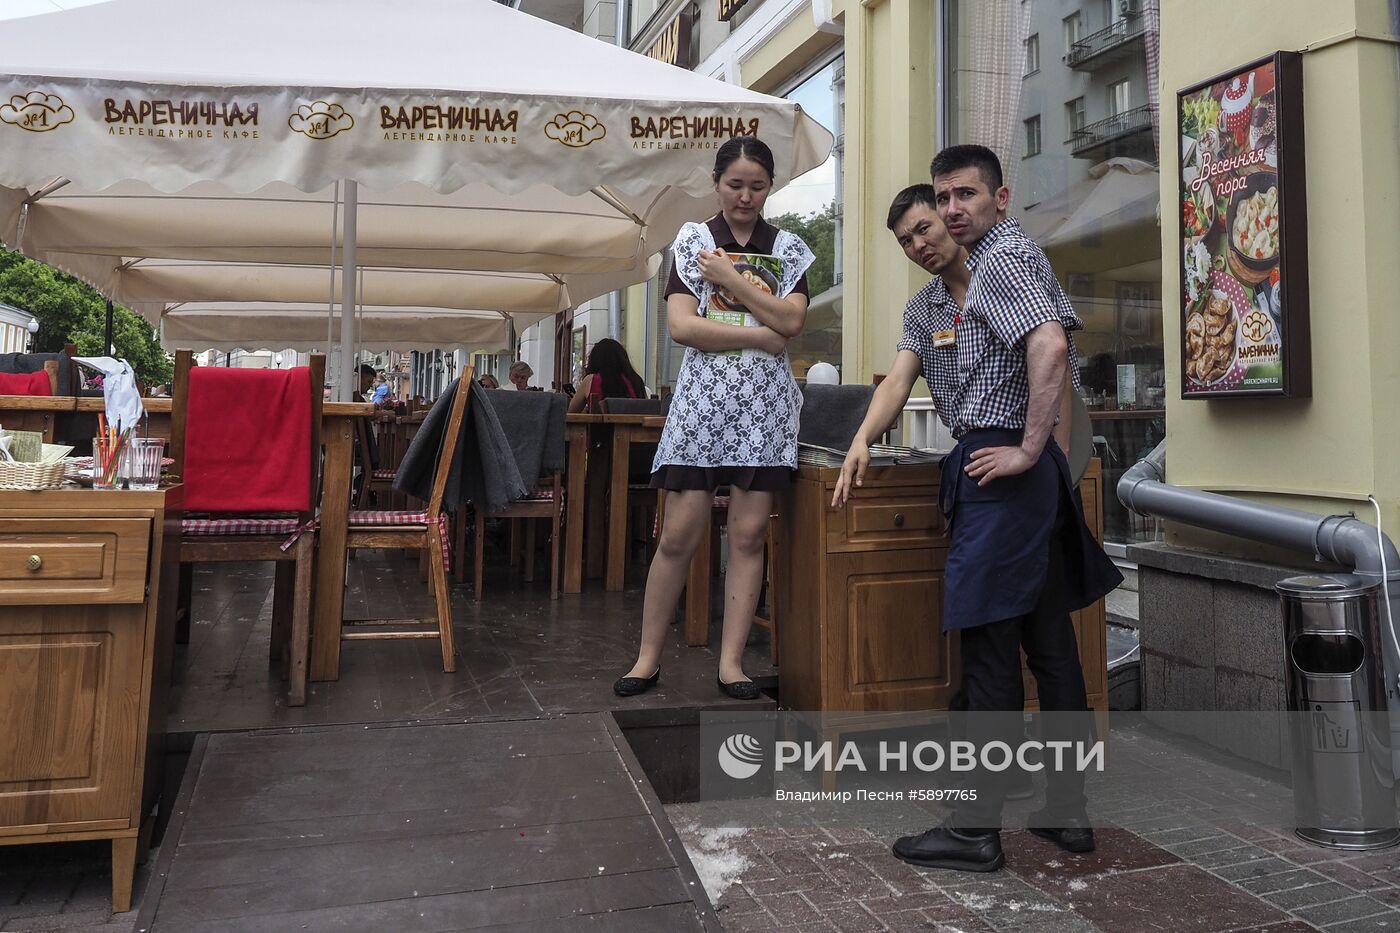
[[1119, 0, 1139, 16]]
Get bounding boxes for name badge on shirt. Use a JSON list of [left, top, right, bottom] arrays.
[[932, 328, 956, 349]]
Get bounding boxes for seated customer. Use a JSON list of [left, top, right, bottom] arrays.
[[568, 338, 646, 413], [508, 361, 533, 390]]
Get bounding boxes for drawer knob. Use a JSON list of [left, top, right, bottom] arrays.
[[26, 554, 42, 572], [893, 513, 905, 528]]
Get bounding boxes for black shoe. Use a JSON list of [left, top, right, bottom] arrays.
[[892, 820, 1004, 872], [613, 668, 660, 697], [1028, 810, 1095, 853], [717, 675, 761, 700]]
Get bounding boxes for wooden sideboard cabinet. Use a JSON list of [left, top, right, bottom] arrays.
[[775, 459, 1108, 715], [0, 486, 181, 912]]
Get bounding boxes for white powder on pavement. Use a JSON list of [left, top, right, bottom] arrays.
[[676, 823, 752, 907]]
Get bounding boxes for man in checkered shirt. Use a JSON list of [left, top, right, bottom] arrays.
[[836, 147, 1121, 874]]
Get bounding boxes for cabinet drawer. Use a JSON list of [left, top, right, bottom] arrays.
[[828, 488, 947, 551], [0, 519, 150, 604]]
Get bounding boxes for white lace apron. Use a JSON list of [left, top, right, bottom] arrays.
[[652, 221, 816, 471]]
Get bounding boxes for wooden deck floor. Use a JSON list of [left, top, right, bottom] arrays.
[[5, 545, 774, 931], [138, 716, 717, 931], [170, 552, 778, 735]]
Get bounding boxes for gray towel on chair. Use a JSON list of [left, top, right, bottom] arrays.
[[476, 388, 566, 486], [392, 379, 527, 514], [797, 384, 876, 451]]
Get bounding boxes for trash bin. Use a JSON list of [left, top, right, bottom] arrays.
[[1276, 574, 1399, 850]]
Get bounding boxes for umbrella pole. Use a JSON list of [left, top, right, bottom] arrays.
[[104, 300, 114, 356], [339, 181, 358, 402]]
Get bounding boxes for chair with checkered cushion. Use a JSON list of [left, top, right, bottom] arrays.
[[460, 389, 565, 600], [169, 349, 324, 706], [341, 368, 471, 671]]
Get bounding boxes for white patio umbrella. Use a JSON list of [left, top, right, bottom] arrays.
[[0, 0, 833, 397], [158, 302, 540, 354]]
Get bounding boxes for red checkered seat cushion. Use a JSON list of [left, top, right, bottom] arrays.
[[371, 468, 397, 480], [182, 517, 302, 537], [348, 509, 450, 570], [348, 510, 429, 526], [522, 484, 556, 500], [712, 495, 731, 510]]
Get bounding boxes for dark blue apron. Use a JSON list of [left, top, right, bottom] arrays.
[[939, 428, 1122, 632]]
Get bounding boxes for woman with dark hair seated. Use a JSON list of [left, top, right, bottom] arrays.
[[568, 337, 646, 413]]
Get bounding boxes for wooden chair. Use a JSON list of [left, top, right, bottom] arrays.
[[0, 359, 62, 442], [353, 415, 399, 510], [169, 349, 324, 706], [341, 368, 471, 671], [464, 390, 565, 600]]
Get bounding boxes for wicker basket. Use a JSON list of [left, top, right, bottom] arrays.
[[0, 460, 70, 490]]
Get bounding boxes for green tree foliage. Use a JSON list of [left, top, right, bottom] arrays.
[[768, 201, 839, 298], [0, 249, 171, 385]]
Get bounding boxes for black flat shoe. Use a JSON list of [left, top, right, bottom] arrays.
[[717, 675, 761, 700], [892, 819, 1004, 872], [613, 668, 660, 697], [1028, 809, 1096, 853]]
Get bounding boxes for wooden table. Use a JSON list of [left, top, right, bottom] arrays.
[[310, 401, 376, 682], [0, 485, 182, 912], [561, 413, 665, 594], [606, 415, 664, 592], [0, 394, 70, 441], [562, 414, 613, 594]]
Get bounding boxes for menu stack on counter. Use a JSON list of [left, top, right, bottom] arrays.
[[797, 442, 946, 468]]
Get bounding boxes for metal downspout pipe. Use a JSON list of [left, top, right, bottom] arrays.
[[1118, 442, 1400, 736]]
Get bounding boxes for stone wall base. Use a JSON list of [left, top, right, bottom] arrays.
[[1125, 541, 1334, 771]]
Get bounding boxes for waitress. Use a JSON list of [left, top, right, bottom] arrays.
[[613, 135, 814, 701]]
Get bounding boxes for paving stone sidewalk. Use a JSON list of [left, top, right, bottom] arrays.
[[670, 724, 1400, 933]]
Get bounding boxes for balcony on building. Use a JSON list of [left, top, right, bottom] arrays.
[[1070, 104, 1155, 162], [1065, 4, 1146, 71]]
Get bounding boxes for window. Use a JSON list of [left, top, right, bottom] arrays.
[[946, 0, 1164, 547], [629, 0, 663, 41], [1062, 12, 1081, 53], [763, 55, 845, 380], [1065, 97, 1086, 138], [1105, 0, 1122, 25], [1024, 33, 1040, 75], [1107, 79, 1131, 116]]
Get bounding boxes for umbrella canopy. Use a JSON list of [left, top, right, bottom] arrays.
[[101, 258, 630, 323], [1018, 158, 1159, 252], [158, 302, 537, 354], [0, 0, 832, 392]]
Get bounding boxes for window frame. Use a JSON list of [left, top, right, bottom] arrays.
[[1024, 33, 1040, 76], [1062, 11, 1081, 54], [1023, 114, 1041, 157], [1064, 96, 1086, 139], [1107, 78, 1131, 116]]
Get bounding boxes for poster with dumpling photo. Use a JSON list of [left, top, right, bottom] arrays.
[[1177, 51, 1311, 399]]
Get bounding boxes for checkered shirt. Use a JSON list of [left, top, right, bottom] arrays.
[[896, 218, 1081, 439]]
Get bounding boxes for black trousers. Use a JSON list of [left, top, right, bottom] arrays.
[[955, 510, 1091, 830]]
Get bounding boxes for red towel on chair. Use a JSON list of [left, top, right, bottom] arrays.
[[185, 366, 312, 512], [0, 371, 52, 395]]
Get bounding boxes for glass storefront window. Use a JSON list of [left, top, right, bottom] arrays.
[[946, 0, 1163, 547], [764, 54, 844, 382]]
